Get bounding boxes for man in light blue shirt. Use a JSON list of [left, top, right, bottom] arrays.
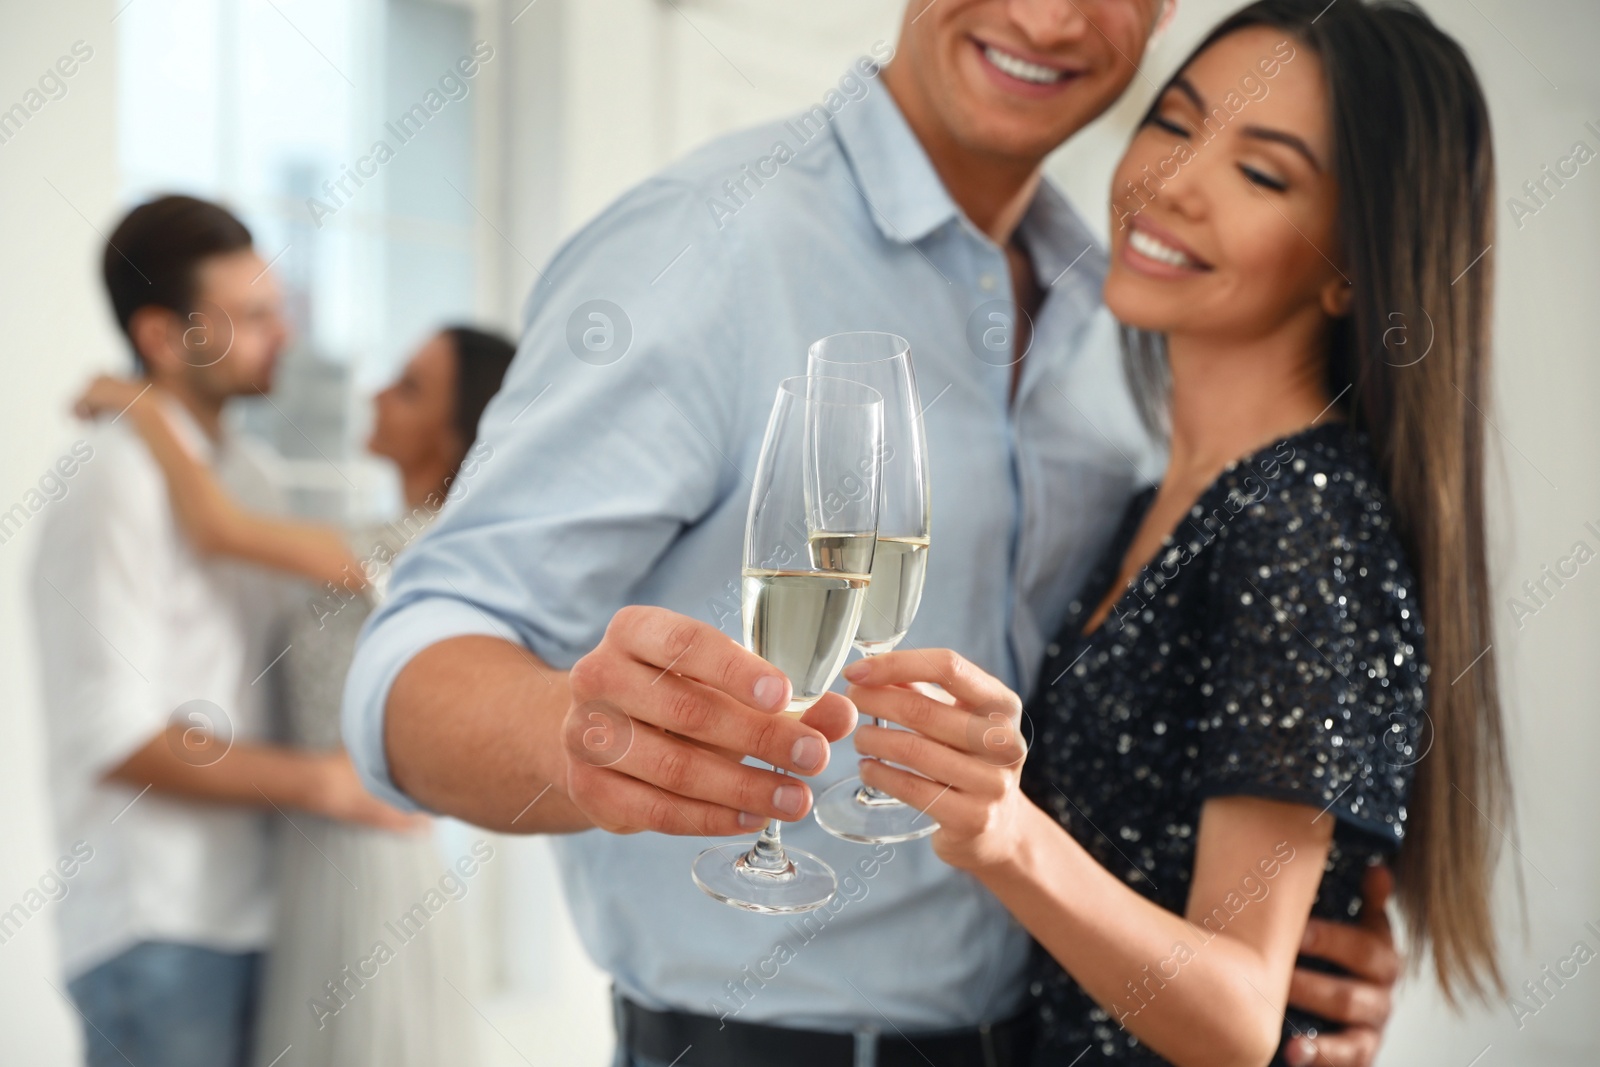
[[345, 3, 1396, 1065]]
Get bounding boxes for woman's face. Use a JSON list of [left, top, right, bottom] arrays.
[[367, 331, 463, 473], [1102, 26, 1347, 343]]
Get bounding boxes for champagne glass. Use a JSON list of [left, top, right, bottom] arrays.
[[809, 333, 938, 844], [692, 375, 882, 913]]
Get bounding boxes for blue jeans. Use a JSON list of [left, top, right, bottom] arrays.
[[66, 942, 263, 1067]]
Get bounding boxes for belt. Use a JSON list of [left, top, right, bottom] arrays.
[[619, 995, 1035, 1067]]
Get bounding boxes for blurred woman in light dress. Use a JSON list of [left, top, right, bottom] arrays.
[[76, 325, 517, 1066]]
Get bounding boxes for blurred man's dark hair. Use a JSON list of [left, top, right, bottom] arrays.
[[102, 194, 253, 372]]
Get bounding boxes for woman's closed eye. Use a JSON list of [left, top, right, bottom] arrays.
[[1239, 163, 1289, 192], [1149, 112, 1190, 138]]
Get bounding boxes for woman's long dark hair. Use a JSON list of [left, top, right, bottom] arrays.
[[1124, 0, 1510, 1003], [442, 324, 516, 456]]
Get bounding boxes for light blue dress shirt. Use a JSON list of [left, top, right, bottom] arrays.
[[344, 65, 1162, 1032]]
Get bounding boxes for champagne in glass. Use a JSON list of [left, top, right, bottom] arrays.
[[808, 332, 940, 844], [692, 375, 882, 913]]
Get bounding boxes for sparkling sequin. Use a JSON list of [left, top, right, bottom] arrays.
[[1021, 423, 1426, 1064]]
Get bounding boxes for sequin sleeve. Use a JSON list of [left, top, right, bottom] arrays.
[[1193, 466, 1426, 847]]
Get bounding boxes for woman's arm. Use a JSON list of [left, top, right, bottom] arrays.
[[844, 651, 1333, 1067], [77, 377, 365, 587]]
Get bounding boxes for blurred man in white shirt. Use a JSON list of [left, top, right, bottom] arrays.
[[31, 195, 410, 1067]]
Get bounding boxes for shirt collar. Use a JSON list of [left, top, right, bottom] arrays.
[[155, 390, 223, 465], [1021, 178, 1107, 297], [831, 65, 962, 245], [833, 61, 1106, 291]]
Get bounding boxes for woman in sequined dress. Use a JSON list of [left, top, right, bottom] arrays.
[[840, 3, 1510, 1065], [74, 326, 515, 1066]]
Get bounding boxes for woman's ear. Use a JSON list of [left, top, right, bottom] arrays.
[[1320, 276, 1354, 318]]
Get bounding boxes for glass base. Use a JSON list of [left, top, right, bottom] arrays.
[[813, 777, 939, 843], [691, 840, 838, 914]]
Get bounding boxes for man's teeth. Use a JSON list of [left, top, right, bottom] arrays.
[[983, 45, 1064, 85], [1129, 228, 1199, 268]]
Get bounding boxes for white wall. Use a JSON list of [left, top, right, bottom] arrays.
[[0, 2, 119, 1062]]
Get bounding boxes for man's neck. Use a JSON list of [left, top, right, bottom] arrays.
[[880, 65, 1045, 247], [152, 378, 226, 441]]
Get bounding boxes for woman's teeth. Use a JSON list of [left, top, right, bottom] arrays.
[[1129, 228, 1200, 269], [983, 44, 1065, 85]]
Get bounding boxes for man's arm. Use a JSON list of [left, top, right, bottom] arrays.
[[383, 615, 857, 836], [1283, 864, 1402, 1067]]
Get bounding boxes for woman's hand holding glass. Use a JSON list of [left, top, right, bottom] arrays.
[[841, 649, 1032, 874]]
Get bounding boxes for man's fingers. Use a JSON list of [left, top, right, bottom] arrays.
[[799, 690, 858, 743], [609, 722, 815, 820], [1284, 1026, 1381, 1067], [1287, 966, 1392, 1029], [1301, 918, 1402, 984], [565, 762, 765, 837], [605, 606, 790, 712], [842, 648, 1018, 712], [1359, 863, 1395, 931], [586, 664, 828, 775]]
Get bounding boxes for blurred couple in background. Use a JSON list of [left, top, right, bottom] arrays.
[[31, 193, 513, 1066]]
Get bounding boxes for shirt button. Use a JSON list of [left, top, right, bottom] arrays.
[[978, 272, 998, 292]]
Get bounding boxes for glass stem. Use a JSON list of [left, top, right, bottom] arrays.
[[745, 765, 792, 872], [859, 717, 896, 802]]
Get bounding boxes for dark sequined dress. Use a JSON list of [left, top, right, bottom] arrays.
[[1020, 423, 1427, 1065]]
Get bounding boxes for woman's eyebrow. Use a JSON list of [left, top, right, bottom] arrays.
[[1170, 76, 1204, 111], [1239, 125, 1323, 171]]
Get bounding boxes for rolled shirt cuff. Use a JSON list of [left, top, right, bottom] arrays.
[[341, 596, 526, 813]]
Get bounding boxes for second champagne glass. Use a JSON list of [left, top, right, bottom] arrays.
[[691, 375, 882, 913], [808, 332, 939, 844]]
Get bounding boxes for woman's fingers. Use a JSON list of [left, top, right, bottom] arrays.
[[847, 681, 1026, 768], [854, 722, 1005, 796], [857, 757, 951, 819], [843, 648, 1019, 712]]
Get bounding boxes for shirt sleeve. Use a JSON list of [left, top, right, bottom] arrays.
[[342, 177, 753, 809], [30, 432, 172, 781], [1194, 477, 1425, 848]]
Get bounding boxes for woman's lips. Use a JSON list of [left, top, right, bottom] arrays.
[[1120, 217, 1213, 279]]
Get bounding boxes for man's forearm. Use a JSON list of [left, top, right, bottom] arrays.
[[384, 634, 594, 833]]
